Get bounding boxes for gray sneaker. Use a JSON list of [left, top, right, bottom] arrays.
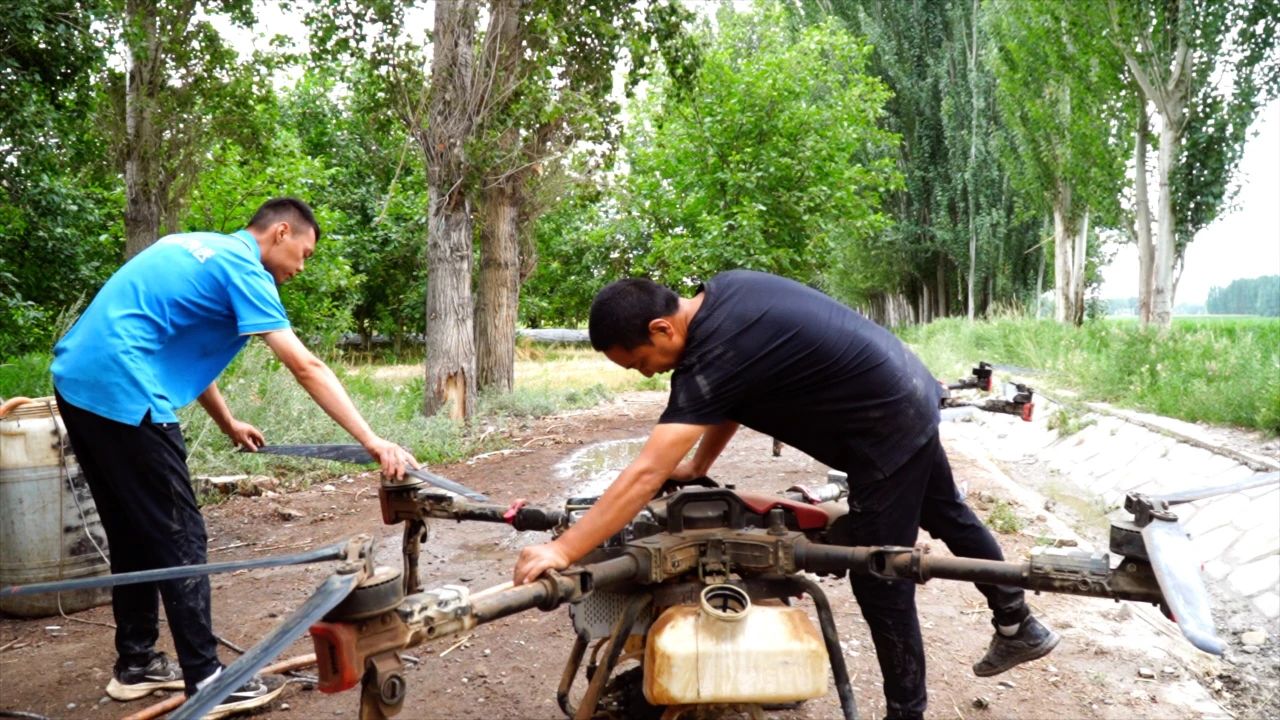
[[972, 616, 1060, 677], [106, 652, 185, 701]]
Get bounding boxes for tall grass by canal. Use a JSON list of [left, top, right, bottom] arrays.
[[899, 316, 1280, 434]]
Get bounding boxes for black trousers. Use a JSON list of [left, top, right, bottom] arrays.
[[843, 431, 1027, 720], [55, 391, 220, 694]]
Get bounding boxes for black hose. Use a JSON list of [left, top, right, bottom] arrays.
[[789, 576, 858, 720]]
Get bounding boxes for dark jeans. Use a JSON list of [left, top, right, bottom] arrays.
[[843, 431, 1027, 720], [55, 391, 220, 694]]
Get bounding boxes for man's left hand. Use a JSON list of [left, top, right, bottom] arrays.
[[513, 542, 571, 585], [225, 420, 265, 451]]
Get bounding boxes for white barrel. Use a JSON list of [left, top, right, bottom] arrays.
[[0, 397, 111, 617]]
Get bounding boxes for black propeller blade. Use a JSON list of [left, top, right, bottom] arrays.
[[172, 570, 362, 719], [0, 542, 349, 597], [250, 444, 490, 501]]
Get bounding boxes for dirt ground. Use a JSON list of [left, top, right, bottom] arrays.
[[0, 392, 1245, 720]]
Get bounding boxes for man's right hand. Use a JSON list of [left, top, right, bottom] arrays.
[[364, 437, 418, 481]]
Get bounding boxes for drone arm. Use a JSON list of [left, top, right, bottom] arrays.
[[414, 495, 565, 531], [793, 542, 1168, 605], [472, 554, 640, 624]]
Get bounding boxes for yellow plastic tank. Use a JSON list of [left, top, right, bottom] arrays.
[[644, 584, 829, 705], [0, 397, 111, 616]]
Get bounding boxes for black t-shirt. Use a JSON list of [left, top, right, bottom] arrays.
[[659, 270, 940, 480]]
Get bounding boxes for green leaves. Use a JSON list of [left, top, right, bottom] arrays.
[[619, 6, 900, 297]]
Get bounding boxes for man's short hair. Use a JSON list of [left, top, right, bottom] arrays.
[[588, 278, 679, 351], [247, 197, 322, 243]]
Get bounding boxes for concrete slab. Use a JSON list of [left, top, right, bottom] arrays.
[[1204, 559, 1233, 582], [1231, 487, 1280, 533], [1253, 591, 1280, 620], [1185, 494, 1253, 536], [1228, 555, 1280, 597], [1194, 524, 1244, 564], [1227, 516, 1280, 565]]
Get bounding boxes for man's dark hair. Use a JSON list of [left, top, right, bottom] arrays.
[[588, 278, 679, 351], [247, 197, 322, 243]]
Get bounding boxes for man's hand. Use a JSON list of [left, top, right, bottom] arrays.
[[225, 419, 265, 451], [363, 437, 418, 481], [513, 542, 571, 585]]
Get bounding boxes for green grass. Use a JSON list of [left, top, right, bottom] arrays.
[[987, 500, 1026, 535], [899, 315, 1280, 434], [0, 352, 53, 400]]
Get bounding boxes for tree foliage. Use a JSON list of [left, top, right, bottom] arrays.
[[0, 0, 121, 355], [619, 5, 900, 299]]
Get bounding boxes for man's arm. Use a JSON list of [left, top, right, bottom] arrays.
[[260, 329, 414, 479], [197, 382, 265, 450], [670, 420, 739, 481], [513, 422, 708, 585]]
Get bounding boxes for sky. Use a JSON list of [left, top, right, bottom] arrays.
[[1099, 99, 1280, 305]]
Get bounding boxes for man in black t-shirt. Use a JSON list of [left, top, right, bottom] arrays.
[[513, 271, 1058, 720]]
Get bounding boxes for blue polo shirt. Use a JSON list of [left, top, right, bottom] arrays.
[[52, 230, 290, 425]]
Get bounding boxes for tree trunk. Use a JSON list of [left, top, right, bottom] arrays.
[[1035, 236, 1045, 318], [1072, 209, 1089, 325], [123, 0, 162, 258], [935, 256, 947, 319], [966, 0, 979, 322], [474, 1, 525, 395], [1052, 184, 1077, 324], [422, 0, 479, 420], [476, 178, 522, 393], [1151, 114, 1179, 328], [1111, 9, 1189, 330], [1134, 103, 1154, 324]]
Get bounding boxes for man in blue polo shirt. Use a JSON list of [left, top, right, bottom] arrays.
[[51, 198, 416, 717]]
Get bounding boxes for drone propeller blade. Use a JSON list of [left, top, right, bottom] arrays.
[[405, 467, 490, 502], [252, 443, 376, 463], [1141, 518, 1226, 655], [172, 570, 362, 720], [0, 542, 348, 598], [252, 444, 489, 501], [1155, 471, 1278, 506]]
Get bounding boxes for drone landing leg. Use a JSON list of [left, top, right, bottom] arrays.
[[557, 632, 591, 717], [359, 651, 407, 719], [402, 519, 426, 596], [573, 593, 651, 720]]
